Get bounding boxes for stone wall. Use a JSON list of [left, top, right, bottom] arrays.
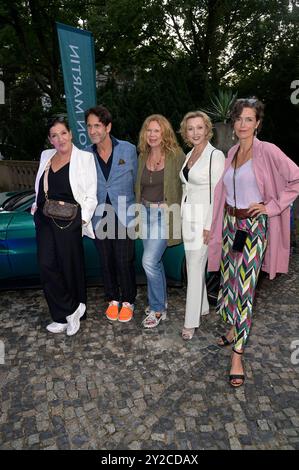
[[0, 160, 39, 191]]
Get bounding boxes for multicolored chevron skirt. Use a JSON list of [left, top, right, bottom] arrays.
[[217, 211, 268, 352]]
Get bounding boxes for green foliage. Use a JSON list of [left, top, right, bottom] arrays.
[[0, 0, 92, 159], [0, 0, 298, 161], [203, 89, 238, 123]]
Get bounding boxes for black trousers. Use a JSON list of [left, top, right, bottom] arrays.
[[94, 218, 136, 305], [34, 209, 86, 323]]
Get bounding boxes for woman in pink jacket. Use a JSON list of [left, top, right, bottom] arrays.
[[208, 97, 299, 388]]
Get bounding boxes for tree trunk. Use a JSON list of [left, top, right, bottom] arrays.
[[213, 122, 234, 155]]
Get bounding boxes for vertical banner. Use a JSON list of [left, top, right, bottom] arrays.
[[56, 22, 97, 149]]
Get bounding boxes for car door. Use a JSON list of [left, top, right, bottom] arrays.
[[0, 212, 14, 280], [6, 209, 39, 279]]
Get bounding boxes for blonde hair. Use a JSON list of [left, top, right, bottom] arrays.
[[179, 111, 213, 147], [138, 114, 181, 157]]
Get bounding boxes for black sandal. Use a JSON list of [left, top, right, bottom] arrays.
[[217, 335, 233, 347], [229, 349, 245, 388]]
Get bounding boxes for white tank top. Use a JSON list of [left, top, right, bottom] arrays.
[[223, 159, 263, 208]]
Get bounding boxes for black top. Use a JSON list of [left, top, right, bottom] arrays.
[[183, 165, 190, 182], [92, 141, 115, 205], [37, 163, 76, 208], [92, 143, 114, 181]]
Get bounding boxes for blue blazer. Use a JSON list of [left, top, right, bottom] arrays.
[[86, 136, 137, 229]]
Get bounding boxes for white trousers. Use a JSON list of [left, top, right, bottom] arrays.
[[184, 243, 209, 328]]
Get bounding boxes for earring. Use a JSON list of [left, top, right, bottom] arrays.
[[232, 129, 235, 141], [254, 128, 257, 136]]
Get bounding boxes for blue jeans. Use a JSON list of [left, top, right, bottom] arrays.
[[142, 207, 167, 312]]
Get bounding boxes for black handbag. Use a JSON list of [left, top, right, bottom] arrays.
[[232, 229, 248, 252], [42, 160, 78, 229]]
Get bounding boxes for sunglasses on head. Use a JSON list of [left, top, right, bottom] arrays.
[[236, 98, 257, 104], [47, 114, 68, 125]]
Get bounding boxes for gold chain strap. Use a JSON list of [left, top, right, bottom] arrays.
[[50, 217, 74, 230]]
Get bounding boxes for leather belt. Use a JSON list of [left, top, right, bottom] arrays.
[[225, 203, 252, 219]]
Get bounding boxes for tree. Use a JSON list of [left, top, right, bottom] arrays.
[[0, 0, 89, 159], [0, 0, 298, 160]]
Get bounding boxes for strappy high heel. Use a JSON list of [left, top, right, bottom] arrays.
[[217, 335, 234, 347], [217, 326, 234, 347], [229, 348, 245, 388]]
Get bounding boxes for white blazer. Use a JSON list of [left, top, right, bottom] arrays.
[[180, 142, 225, 231], [32, 144, 98, 239]]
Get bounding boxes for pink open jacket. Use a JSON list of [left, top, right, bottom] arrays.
[[208, 138, 299, 279]]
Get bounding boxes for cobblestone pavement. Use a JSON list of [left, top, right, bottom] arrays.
[[0, 251, 298, 451]]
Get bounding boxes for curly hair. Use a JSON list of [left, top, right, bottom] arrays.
[[138, 114, 181, 157], [230, 97, 264, 132], [179, 111, 213, 147]]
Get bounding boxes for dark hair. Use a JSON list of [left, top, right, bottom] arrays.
[[47, 115, 70, 135], [230, 97, 264, 131], [84, 105, 112, 126]]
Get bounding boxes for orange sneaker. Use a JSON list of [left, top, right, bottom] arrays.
[[105, 301, 119, 321], [118, 302, 134, 322]]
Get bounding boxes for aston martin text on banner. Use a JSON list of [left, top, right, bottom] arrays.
[[56, 22, 97, 148]]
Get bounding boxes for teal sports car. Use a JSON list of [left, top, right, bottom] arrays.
[[0, 190, 220, 302]]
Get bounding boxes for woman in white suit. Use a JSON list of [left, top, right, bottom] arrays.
[[32, 116, 97, 336], [179, 111, 225, 340]]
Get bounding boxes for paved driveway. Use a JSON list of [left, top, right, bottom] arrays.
[[0, 251, 298, 450]]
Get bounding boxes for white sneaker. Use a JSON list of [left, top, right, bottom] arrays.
[[142, 310, 167, 329], [46, 322, 68, 333], [66, 303, 86, 336]]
